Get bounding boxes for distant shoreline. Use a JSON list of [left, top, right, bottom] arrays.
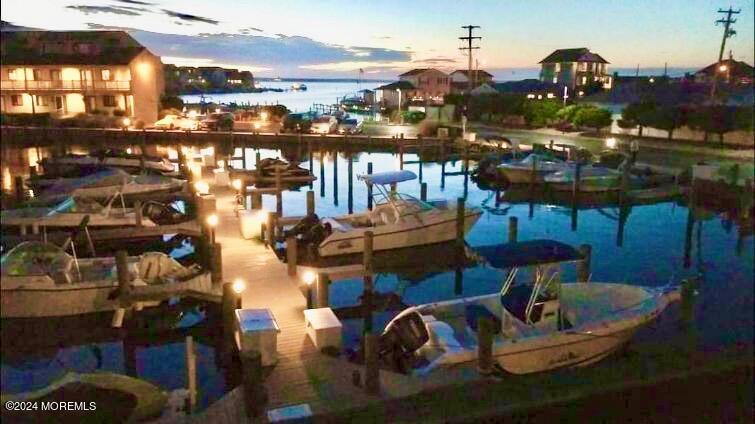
[[256, 78, 391, 83]]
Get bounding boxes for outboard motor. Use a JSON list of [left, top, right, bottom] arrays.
[[142, 201, 186, 225], [379, 310, 429, 373], [284, 213, 320, 240]]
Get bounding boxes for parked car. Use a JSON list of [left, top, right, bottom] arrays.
[[310, 116, 338, 134], [200, 112, 235, 131], [337, 118, 362, 134], [282, 113, 312, 133], [154, 114, 183, 130], [180, 116, 200, 131]]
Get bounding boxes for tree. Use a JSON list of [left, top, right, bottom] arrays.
[[650, 105, 686, 140], [523, 100, 562, 128], [573, 106, 613, 132], [620, 101, 656, 137], [160, 95, 184, 111]]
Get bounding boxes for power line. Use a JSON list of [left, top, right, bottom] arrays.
[[710, 6, 740, 99], [459, 25, 481, 94]]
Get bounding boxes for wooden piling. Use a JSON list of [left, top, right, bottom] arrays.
[[367, 162, 374, 210], [348, 154, 354, 214], [572, 162, 582, 199], [529, 155, 538, 192], [364, 333, 380, 395], [266, 212, 277, 246], [240, 350, 266, 418], [508, 216, 518, 243], [250, 191, 262, 210], [420, 182, 428, 201], [185, 336, 198, 413], [255, 151, 261, 178], [14, 176, 24, 203], [211, 242, 223, 284], [222, 281, 240, 355], [477, 317, 494, 375], [134, 200, 143, 227], [316, 273, 330, 308], [363, 231, 374, 333], [456, 197, 465, 248], [741, 178, 753, 219], [576, 244, 592, 282], [115, 250, 131, 301], [306, 190, 315, 216], [286, 235, 298, 277]]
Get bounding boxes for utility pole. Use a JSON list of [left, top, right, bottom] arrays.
[[710, 6, 740, 99], [459, 25, 481, 94]]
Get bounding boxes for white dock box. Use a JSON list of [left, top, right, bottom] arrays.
[[235, 309, 280, 366], [303, 308, 342, 350]]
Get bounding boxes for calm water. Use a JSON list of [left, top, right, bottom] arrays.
[[1, 145, 752, 410], [181, 81, 384, 113]]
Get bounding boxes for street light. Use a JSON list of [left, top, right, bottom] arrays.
[[206, 213, 219, 244]]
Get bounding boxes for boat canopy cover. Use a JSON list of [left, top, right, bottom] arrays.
[[1, 241, 73, 276], [475, 239, 583, 269], [358, 170, 417, 186]]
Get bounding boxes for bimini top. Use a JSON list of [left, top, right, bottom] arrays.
[[358, 170, 417, 186], [475, 239, 583, 269]]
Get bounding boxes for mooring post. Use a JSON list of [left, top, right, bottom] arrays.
[[266, 212, 277, 247], [115, 250, 131, 301], [576, 244, 592, 282], [420, 182, 428, 201], [250, 191, 262, 210], [240, 349, 266, 418], [134, 200, 143, 227], [399, 137, 405, 170], [572, 162, 582, 199], [255, 151, 261, 179], [275, 167, 283, 216], [211, 242, 223, 285], [306, 190, 315, 216], [549, 139, 554, 151], [508, 216, 518, 243], [367, 162, 374, 210], [14, 176, 24, 203], [286, 235, 298, 277], [222, 281, 240, 358], [363, 231, 374, 333], [741, 178, 753, 219], [364, 333, 380, 395], [529, 154, 538, 192], [185, 336, 198, 413], [456, 197, 465, 248], [316, 272, 329, 308], [477, 317, 494, 375], [348, 154, 354, 214]]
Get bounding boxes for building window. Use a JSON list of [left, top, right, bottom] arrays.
[[103, 95, 117, 107], [101, 69, 111, 81], [50, 70, 62, 81], [11, 95, 23, 106], [76, 43, 94, 54], [581, 76, 587, 85], [36, 96, 51, 106], [32, 69, 44, 80], [547, 93, 555, 99], [7, 69, 20, 80]]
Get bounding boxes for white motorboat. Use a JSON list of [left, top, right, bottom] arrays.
[[0, 241, 212, 318], [379, 240, 681, 375], [33, 168, 184, 204], [544, 166, 622, 192], [40, 148, 175, 176], [497, 153, 572, 184], [290, 170, 482, 257], [1, 192, 157, 231]]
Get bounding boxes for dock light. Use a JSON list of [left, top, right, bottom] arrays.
[[260, 111, 269, 121], [605, 137, 618, 149], [648, 78, 655, 83], [122, 117, 131, 128], [194, 180, 210, 195], [126, 147, 133, 154], [302, 270, 316, 285], [232, 278, 246, 294], [206, 213, 219, 244], [719, 64, 728, 72], [232, 178, 243, 191]]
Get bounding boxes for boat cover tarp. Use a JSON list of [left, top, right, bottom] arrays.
[[36, 168, 128, 202], [474, 239, 583, 269], [358, 170, 417, 185]]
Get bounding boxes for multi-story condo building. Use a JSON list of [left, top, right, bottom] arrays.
[[376, 68, 451, 108], [539, 48, 612, 93], [1, 31, 164, 123]]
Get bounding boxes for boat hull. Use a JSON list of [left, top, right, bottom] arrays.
[[318, 209, 482, 257], [497, 167, 556, 184]]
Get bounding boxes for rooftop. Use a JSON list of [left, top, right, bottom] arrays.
[[539, 48, 609, 64], [0, 30, 147, 65], [375, 80, 416, 90], [451, 69, 494, 78]]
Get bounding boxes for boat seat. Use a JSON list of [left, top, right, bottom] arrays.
[[322, 218, 353, 232], [424, 321, 463, 349]]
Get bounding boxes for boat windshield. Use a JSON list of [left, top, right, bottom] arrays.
[[519, 153, 564, 165], [1, 241, 73, 276], [377, 192, 435, 215]]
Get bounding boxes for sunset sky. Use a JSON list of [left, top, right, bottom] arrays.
[[2, 0, 753, 79]]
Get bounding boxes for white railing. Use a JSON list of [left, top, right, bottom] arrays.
[[0, 80, 131, 91]]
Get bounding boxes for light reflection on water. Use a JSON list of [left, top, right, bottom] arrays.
[[1, 144, 752, 409]]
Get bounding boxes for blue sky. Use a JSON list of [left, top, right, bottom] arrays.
[[2, 0, 753, 78]]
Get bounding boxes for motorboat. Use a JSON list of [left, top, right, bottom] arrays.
[[0, 241, 212, 318], [229, 158, 316, 185], [544, 166, 622, 192], [40, 148, 175, 176], [32, 168, 184, 204], [291, 83, 308, 91], [378, 240, 681, 375], [288, 170, 482, 257], [497, 153, 572, 184]]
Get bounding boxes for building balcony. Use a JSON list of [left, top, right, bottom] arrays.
[[1, 80, 131, 92]]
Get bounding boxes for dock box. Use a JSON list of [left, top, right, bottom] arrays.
[[303, 308, 342, 350], [239, 209, 262, 239], [235, 308, 280, 366]]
